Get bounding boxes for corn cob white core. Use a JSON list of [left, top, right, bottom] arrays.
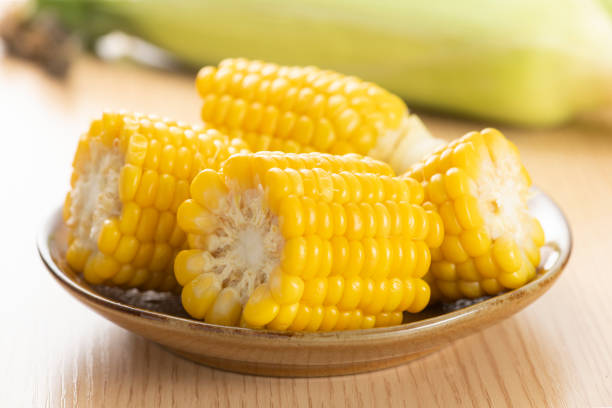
[[477, 151, 530, 243], [198, 187, 283, 304], [67, 140, 122, 251], [369, 115, 444, 173]]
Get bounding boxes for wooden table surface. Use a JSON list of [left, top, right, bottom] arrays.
[[1, 56, 611, 407]]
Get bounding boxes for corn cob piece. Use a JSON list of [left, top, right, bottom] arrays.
[[175, 152, 444, 330], [63, 111, 250, 291], [404, 129, 545, 301], [196, 58, 444, 174]]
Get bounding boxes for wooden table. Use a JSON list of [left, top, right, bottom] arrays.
[[1, 56, 611, 407]]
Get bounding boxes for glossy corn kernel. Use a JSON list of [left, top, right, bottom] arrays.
[[405, 128, 545, 301], [64, 111, 249, 290], [196, 59, 444, 173], [176, 152, 436, 331]]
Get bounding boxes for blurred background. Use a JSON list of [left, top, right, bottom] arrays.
[[3, 0, 612, 127]]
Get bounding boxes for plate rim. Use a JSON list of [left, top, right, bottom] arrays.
[[38, 189, 572, 344]]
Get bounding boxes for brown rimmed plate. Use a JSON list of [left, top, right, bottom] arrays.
[[38, 188, 571, 377]]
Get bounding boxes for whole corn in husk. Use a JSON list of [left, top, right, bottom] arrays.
[[38, 0, 612, 125], [404, 129, 545, 301], [64, 111, 249, 291], [175, 152, 444, 330]]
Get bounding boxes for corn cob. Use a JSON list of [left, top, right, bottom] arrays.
[[175, 152, 443, 330], [63, 111, 250, 291], [404, 129, 545, 301], [195, 58, 444, 174]]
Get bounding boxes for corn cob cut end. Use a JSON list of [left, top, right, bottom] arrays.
[[64, 111, 249, 291], [405, 128, 545, 301], [369, 114, 445, 174], [196, 58, 444, 173], [176, 152, 437, 331]]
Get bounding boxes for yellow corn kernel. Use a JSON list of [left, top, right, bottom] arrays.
[[324, 275, 344, 306], [267, 303, 300, 331], [118, 202, 141, 235], [395, 280, 416, 312], [126, 268, 149, 288], [383, 278, 404, 312], [301, 277, 327, 306], [169, 224, 186, 248], [305, 306, 325, 331], [134, 169, 159, 207], [111, 265, 136, 286], [66, 243, 91, 272], [425, 210, 445, 249], [456, 260, 480, 282], [318, 306, 340, 331], [459, 227, 491, 257], [84, 252, 120, 281], [154, 174, 176, 211], [492, 235, 522, 273], [278, 195, 305, 238], [136, 207, 159, 243], [149, 243, 173, 272], [425, 173, 448, 204], [190, 169, 228, 211], [177, 199, 216, 235], [125, 133, 148, 166], [301, 236, 323, 280], [431, 261, 457, 281], [223, 153, 253, 189], [363, 280, 387, 315], [280, 237, 307, 275], [154, 211, 175, 243], [444, 167, 472, 199], [97, 218, 121, 255], [243, 285, 281, 327], [181, 273, 222, 319], [206, 287, 243, 326], [113, 236, 139, 264], [170, 179, 191, 213], [269, 268, 305, 304], [438, 201, 463, 235], [284, 304, 309, 331], [406, 279, 430, 313], [334, 311, 352, 331], [441, 235, 469, 264], [119, 164, 142, 202]]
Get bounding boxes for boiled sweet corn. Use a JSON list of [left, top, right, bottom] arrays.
[[64, 111, 250, 290], [175, 152, 444, 330], [196, 58, 444, 174], [404, 129, 545, 301]]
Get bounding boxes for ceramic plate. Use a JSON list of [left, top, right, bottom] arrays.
[[38, 189, 571, 377]]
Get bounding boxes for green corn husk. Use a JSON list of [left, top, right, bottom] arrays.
[[38, 0, 612, 126]]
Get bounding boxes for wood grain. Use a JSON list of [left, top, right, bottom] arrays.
[[1, 56, 611, 407]]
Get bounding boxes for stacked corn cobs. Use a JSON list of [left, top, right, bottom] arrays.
[[64, 59, 545, 332]]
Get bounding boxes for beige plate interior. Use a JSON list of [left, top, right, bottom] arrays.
[[38, 189, 571, 377]]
